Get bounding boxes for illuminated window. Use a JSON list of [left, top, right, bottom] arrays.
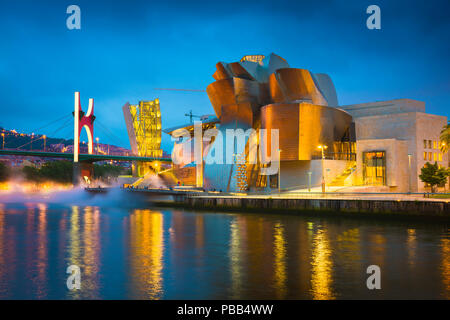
[[269, 174, 278, 189], [433, 141, 437, 149], [428, 152, 432, 161], [423, 140, 427, 149], [240, 55, 266, 64], [423, 152, 427, 160], [439, 153, 443, 161], [363, 151, 386, 186], [433, 152, 437, 161], [256, 174, 267, 188], [428, 140, 432, 149]]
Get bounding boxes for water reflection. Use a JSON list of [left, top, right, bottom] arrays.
[[407, 229, 417, 267], [441, 238, 450, 299], [229, 219, 243, 299], [310, 228, 335, 300], [0, 202, 448, 299], [0, 204, 6, 297], [273, 222, 287, 299], [66, 206, 101, 299], [35, 203, 47, 298], [127, 209, 164, 299]]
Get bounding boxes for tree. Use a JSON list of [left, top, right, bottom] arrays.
[[419, 162, 449, 193], [93, 163, 125, 181], [440, 122, 450, 153], [23, 165, 42, 182], [0, 162, 10, 182], [39, 161, 73, 183], [23, 161, 73, 184]]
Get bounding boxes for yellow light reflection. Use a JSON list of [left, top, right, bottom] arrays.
[[273, 222, 287, 299], [81, 206, 101, 298], [407, 229, 417, 266], [129, 209, 164, 299], [441, 238, 450, 299], [369, 234, 386, 267], [310, 229, 335, 300], [67, 206, 81, 299], [336, 228, 361, 272], [35, 203, 48, 299], [229, 219, 243, 299]]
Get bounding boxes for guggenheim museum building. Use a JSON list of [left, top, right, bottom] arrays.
[[164, 53, 448, 193]]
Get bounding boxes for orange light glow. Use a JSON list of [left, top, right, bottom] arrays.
[[0, 181, 72, 193]]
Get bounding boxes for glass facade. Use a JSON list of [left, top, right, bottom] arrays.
[[363, 151, 386, 185], [128, 99, 162, 158], [240, 54, 265, 64]]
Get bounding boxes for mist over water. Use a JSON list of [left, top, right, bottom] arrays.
[[0, 186, 148, 208]]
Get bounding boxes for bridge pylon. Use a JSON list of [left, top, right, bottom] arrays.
[[73, 92, 96, 185]]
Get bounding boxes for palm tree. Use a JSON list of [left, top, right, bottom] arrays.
[[440, 123, 450, 153]]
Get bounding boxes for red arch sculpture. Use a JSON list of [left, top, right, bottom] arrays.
[[73, 91, 95, 162]]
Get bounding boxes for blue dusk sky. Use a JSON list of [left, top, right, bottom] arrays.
[[1, 0, 449, 152]]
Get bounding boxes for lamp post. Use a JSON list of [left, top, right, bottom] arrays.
[[408, 153, 412, 193], [31, 133, 34, 151], [318, 145, 328, 193], [1, 133, 4, 149], [43, 135, 46, 152], [307, 171, 312, 192], [96, 137, 99, 154], [278, 149, 282, 195]]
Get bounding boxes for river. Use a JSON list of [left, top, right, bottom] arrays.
[[0, 188, 448, 299]]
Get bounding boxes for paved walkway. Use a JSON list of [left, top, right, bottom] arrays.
[[197, 188, 450, 203]]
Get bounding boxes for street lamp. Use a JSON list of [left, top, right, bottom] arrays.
[[307, 171, 312, 192], [96, 137, 99, 154], [31, 133, 34, 151], [318, 145, 328, 193], [408, 153, 412, 193], [278, 149, 282, 195], [43, 135, 46, 152], [1, 133, 4, 149]]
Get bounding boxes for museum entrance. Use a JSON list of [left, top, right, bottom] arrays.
[[363, 151, 386, 185]]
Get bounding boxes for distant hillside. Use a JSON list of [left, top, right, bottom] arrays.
[[0, 127, 131, 155]]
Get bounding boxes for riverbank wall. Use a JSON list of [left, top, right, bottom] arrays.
[[160, 196, 450, 221]]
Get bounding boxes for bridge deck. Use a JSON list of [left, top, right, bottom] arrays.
[[0, 149, 171, 162]]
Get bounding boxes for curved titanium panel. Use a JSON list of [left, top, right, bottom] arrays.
[[212, 62, 231, 81], [312, 73, 339, 107], [206, 77, 263, 119], [220, 102, 253, 127], [269, 68, 328, 106], [261, 103, 352, 160], [229, 62, 255, 80]]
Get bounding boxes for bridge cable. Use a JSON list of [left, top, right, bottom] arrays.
[[16, 135, 45, 150], [96, 120, 128, 146], [27, 114, 72, 135], [47, 117, 73, 138], [45, 127, 75, 153], [96, 120, 130, 148], [94, 126, 124, 153], [15, 117, 73, 150]]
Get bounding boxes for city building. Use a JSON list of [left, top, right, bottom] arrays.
[[123, 98, 163, 177], [164, 53, 447, 192], [340, 99, 448, 192]]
